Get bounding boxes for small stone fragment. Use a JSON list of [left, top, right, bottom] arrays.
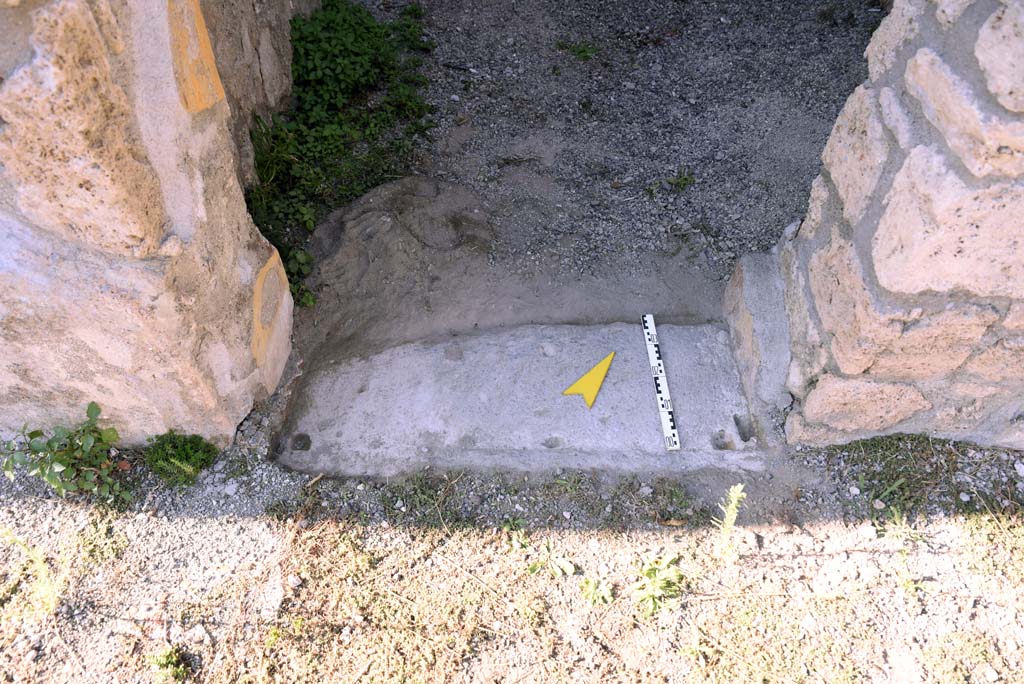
[[932, 0, 974, 27]]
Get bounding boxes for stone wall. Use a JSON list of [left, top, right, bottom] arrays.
[[746, 0, 1024, 449], [0, 0, 293, 445], [200, 0, 319, 185]]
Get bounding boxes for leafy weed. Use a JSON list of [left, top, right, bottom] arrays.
[[0, 402, 128, 506], [632, 554, 685, 617]]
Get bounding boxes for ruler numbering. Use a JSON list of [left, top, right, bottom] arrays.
[[642, 314, 681, 452]]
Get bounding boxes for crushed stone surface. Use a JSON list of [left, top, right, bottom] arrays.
[[1, 407, 1023, 682], [409, 0, 882, 279]]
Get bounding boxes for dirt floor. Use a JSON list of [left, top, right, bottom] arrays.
[[4, 2, 1024, 683], [411, 0, 882, 280]]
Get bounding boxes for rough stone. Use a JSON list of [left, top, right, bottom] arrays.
[[931, 0, 975, 27], [723, 252, 792, 416], [873, 146, 1024, 299], [779, 243, 829, 399], [930, 381, 1023, 444], [879, 86, 914, 149], [775, 1, 1024, 450], [798, 174, 831, 241], [784, 413, 843, 446], [200, 0, 319, 184], [866, 0, 923, 81], [867, 306, 999, 379], [0, 0, 294, 443], [963, 337, 1024, 383], [0, 213, 287, 444], [809, 228, 902, 375], [257, 26, 290, 104], [994, 422, 1024, 450], [802, 375, 931, 431], [0, 0, 166, 257], [905, 48, 1024, 177], [949, 381, 1001, 401], [86, 0, 124, 54], [975, 2, 1024, 113], [822, 86, 890, 225], [1003, 303, 1024, 332]]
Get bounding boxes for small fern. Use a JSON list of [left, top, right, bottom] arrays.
[[144, 432, 219, 487]]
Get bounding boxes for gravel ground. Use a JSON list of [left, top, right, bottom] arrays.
[[2, 410, 1023, 682], [408, 0, 884, 279]]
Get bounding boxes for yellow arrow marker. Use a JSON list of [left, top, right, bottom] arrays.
[[563, 352, 615, 409]]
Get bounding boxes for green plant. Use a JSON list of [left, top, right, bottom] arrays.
[[1, 529, 62, 616], [551, 471, 586, 495], [883, 507, 924, 545], [265, 626, 283, 650], [667, 167, 695, 192], [78, 513, 129, 566], [246, 1, 432, 307], [527, 540, 576, 578], [284, 248, 317, 307], [650, 479, 708, 524], [580, 577, 613, 606], [632, 554, 685, 617], [144, 431, 219, 487], [502, 518, 530, 551], [895, 548, 927, 603], [151, 645, 192, 683], [713, 484, 747, 563], [556, 39, 599, 61], [1, 402, 128, 505]]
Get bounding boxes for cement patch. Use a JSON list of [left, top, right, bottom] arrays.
[[276, 323, 762, 477]]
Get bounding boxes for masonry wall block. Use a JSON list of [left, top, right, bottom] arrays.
[[730, 0, 1024, 449]]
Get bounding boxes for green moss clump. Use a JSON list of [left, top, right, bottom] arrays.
[[145, 432, 219, 487]]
